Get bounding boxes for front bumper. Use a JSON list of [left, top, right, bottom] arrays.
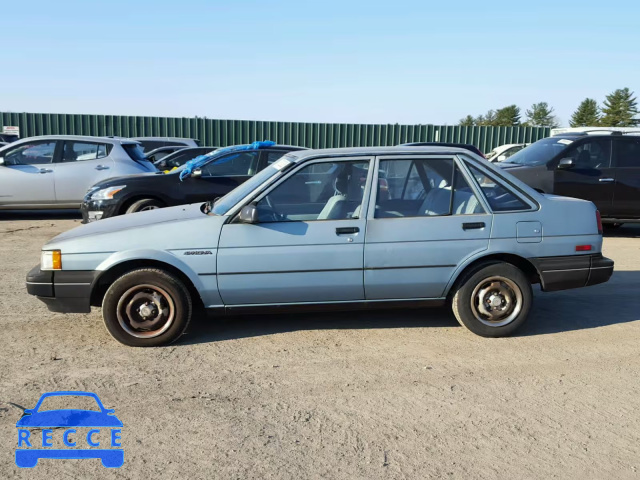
[[531, 253, 614, 292], [80, 199, 119, 223], [26, 265, 99, 313]]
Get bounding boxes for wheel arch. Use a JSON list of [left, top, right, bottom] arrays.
[[118, 194, 168, 215], [90, 255, 205, 310], [444, 252, 540, 299]]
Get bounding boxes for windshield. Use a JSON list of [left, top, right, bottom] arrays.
[[505, 137, 572, 166], [211, 165, 284, 215]]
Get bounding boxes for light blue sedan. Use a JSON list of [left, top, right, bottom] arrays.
[[26, 146, 613, 346]]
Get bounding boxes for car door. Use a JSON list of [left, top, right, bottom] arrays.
[[611, 136, 640, 218], [216, 157, 373, 305], [181, 150, 261, 204], [53, 141, 116, 205], [364, 155, 493, 299], [0, 140, 58, 207], [552, 138, 615, 216]]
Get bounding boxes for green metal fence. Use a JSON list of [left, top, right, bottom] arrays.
[[0, 112, 550, 153]]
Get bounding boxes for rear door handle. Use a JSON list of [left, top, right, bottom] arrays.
[[336, 227, 359, 235], [462, 222, 485, 230], [599, 178, 614, 183], [95, 165, 110, 170], [39, 168, 53, 174]]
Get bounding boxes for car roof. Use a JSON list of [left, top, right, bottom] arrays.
[[285, 145, 478, 163], [8, 135, 140, 145], [131, 136, 198, 141]]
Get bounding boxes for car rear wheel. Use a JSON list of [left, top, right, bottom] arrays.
[[451, 262, 532, 337], [125, 198, 164, 214], [102, 269, 192, 347]]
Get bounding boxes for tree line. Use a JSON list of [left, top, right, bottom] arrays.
[[458, 88, 639, 129]]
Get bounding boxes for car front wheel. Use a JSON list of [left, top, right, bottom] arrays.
[[125, 198, 165, 214], [102, 269, 192, 347], [451, 262, 532, 337]]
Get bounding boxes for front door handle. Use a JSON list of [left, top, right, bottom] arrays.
[[599, 178, 614, 183], [336, 226, 359, 235], [39, 168, 53, 174], [462, 222, 485, 230], [95, 165, 110, 171]]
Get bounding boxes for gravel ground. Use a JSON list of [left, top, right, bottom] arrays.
[[1, 212, 639, 479]]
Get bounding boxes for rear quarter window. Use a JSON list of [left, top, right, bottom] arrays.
[[467, 164, 531, 212]]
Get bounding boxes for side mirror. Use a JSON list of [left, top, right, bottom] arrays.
[[238, 204, 258, 224], [0, 157, 5, 166], [557, 158, 574, 170], [191, 168, 202, 178]]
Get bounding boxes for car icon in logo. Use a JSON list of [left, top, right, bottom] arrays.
[[15, 391, 123, 468]]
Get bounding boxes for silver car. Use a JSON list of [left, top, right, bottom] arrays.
[[26, 146, 613, 346], [0, 135, 157, 209]]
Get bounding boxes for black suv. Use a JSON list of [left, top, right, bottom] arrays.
[[499, 131, 640, 225], [81, 143, 304, 222]]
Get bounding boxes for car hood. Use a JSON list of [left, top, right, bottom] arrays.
[[16, 410, 123, 428], [46, 203, 228, 255], [91, 171, 165, 189], [497, 163, 529, 170]]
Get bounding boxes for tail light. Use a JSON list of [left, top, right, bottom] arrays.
[[596, 210, 602, 234]]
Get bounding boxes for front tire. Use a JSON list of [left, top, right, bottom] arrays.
[[102, 269, 192, 347], [451, 262, 532, 337], [125, 198, 164, 214]]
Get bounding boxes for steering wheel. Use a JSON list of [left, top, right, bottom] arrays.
[[258, 196, 286, 222]]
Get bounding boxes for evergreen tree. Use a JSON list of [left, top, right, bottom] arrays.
[[459, 115, 475, 126], [569, 98, 600, 127], [475, 110, 496, 126], [493, 105, 521, 126], [524, 102, 558, 127], [600, 88, 639, 127]]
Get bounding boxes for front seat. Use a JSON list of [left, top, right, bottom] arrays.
[[317, 175, 349, 220]]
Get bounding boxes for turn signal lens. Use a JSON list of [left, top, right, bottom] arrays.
[[575, 245, 592, 252], [41, 250, 62, 270]]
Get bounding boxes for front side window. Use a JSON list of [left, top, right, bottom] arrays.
[[375, 158, 483, 218], [615, 138, 640, 168], [467, 164, 530, 212], [61, 142, 108, 162], [563, 139, 612, 169], [201, 151, 260, 177], [3, 141, 57, 166], [256, 160, 369, 222]]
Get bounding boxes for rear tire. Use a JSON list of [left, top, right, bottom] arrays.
[[102, 269, 192, 347], [451, 262, 532, 337], [125, 198, 164, 214]]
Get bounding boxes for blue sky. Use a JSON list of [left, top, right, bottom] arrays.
[[2, 0, 638, 126]]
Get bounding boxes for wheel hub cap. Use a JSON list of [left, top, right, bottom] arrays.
[[470, 276, 523, 327], [116, 284, 175, 339]]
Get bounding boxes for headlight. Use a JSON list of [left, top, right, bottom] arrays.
[[90, 186, 126, 201], [41, 250, 62, 270]]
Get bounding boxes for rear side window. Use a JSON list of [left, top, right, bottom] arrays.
[[375, 158, 484, 218], [615, 138, 640, 168], [61, 142, 110, 162], [467, 164, 530, 212], [123, 143, 148, 161]]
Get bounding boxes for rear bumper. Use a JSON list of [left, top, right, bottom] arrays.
[[26, 265, 98, 313], [530, 253, 614, 292]]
